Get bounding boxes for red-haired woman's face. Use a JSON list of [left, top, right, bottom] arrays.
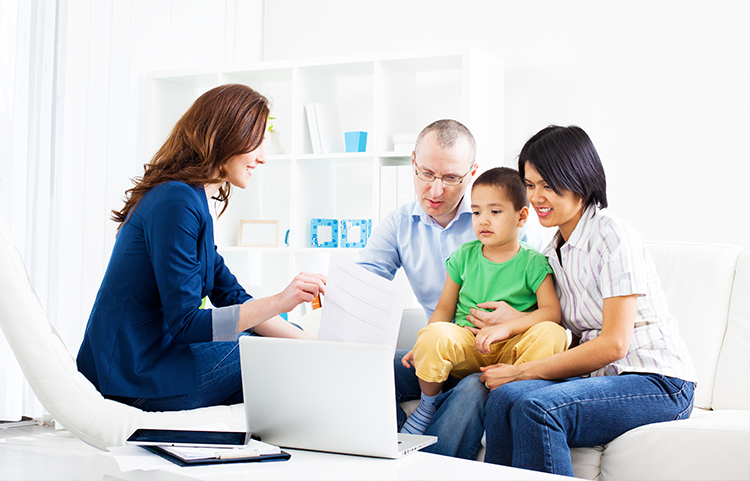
[[223, 139, 267, 189]]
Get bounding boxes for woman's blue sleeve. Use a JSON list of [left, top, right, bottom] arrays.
[[143, 193, 212, 344]]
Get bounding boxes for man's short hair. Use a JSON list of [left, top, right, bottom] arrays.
[[415, 119, 476, 164], [472, 167, 528, 211]]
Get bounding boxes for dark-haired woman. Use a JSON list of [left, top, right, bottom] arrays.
[[77, 84, 325, 411], [480, 125, 697, 476]]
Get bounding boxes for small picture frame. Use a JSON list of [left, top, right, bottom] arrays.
[[341, 219, 371, 248], [310, 219, 338, 248], [238, 220, 280, 247]]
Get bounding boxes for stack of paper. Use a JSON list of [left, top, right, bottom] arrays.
[[392, 133, 417, 152], [159, 439, 281, 461], [305, 103, 345, 154], [317, 253, 405, 349]]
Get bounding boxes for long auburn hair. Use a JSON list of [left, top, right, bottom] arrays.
[[113, 84, 270, 230]]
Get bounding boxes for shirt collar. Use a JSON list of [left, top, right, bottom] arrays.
[[411, 193, 472, 229], [543, 204, 599, 257], [567, 204, 598, 249]]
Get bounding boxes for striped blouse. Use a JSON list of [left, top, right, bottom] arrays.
[[543, 206, 698, 382]]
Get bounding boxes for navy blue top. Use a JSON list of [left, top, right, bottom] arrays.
[[76, 182, 251, 398]]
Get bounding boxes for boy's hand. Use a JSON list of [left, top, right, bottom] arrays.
[[401, 349, 415, 369], [466, 324, 511, 354], [465, 301, 523, 328]]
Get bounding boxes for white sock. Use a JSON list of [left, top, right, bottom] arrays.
[[400, 392, 439, 435]]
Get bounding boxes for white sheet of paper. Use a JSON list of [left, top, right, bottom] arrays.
[[317, 252, 405, 349]]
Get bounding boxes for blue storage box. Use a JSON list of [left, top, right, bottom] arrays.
[[345, 131, 368, 153]]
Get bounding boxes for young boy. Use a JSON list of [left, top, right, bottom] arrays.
[[400, 167, 567, 435]]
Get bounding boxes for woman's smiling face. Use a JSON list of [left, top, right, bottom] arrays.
[[523, 162, 584, 241], [223, 140, 267, 190]]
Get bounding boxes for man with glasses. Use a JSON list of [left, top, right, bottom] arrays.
[[357, 119, 543, 459]]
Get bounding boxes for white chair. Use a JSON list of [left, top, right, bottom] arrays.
[[0, 216, 244, 450]]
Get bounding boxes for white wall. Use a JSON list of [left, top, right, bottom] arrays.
[[264, 0, 750, 249]]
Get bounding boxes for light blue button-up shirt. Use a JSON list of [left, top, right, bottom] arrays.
[[357, 195, 544, 318]]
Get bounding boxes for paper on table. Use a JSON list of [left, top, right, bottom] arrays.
[[160, 439, 281, 461], [317, 252, 405, 349]]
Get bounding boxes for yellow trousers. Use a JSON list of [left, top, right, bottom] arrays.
[[412, 321, 568, 383]]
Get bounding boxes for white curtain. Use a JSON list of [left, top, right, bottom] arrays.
[[0, 0, 263, 422], [0, 0, 58, 421]]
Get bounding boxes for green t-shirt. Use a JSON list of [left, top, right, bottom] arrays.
[[446, 240, 553, 328]]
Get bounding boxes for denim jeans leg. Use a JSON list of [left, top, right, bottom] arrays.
[[485, 374, 695, 476], [422, 372, 488, 459], [394, 349, 488, 459], [121, 340, 243, 412], [484, 378, 561, 467], [394, 349, 422, 428]]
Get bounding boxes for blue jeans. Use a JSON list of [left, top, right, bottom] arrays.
[[106, 320, 312, 412], [109, 332, 255, 411], [394, 348, 488, 459], [484, 373, 695, 476]]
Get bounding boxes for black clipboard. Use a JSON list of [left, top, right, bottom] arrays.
[[142, 445, 291, 467]]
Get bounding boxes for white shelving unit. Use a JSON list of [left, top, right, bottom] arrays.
[[146, 48, 504, 321]]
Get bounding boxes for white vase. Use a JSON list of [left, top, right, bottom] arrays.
[[266, 131, 284, 155]]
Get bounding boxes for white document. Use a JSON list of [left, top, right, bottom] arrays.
[[317, 253, 405, 349]]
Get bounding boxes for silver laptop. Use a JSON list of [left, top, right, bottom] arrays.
[[239, 336, 437, 458]]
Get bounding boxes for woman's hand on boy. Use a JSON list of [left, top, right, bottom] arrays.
[[479, 363, 521, 390], [466, 301, 523, 328], [466, 324, 511, 354]]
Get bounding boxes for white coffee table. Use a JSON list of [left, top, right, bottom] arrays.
[[93, 446, 576, 480]]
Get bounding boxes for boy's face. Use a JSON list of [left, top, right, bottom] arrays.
[[470, 184, 528, 249]]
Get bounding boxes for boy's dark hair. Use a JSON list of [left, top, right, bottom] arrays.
[[518, 125, 608, 209], [472, 167, 528, 211]]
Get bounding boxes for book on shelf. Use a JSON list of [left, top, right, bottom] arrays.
[[305, 103, 322, 154], [379, 165, 415, 221], [380, 166, 398, 221], [305, 103, 345, 154]]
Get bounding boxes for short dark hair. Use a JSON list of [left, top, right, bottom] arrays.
[[415, 119, 476, 165], [472, 167, 528, 211], [518, 125, 608, 209]]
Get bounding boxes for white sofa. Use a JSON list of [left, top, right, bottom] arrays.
[[396, 241, 750, 480]]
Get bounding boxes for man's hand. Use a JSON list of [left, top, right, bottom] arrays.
[[465, 301, 523, 328]]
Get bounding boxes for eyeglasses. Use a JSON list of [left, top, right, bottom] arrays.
[[413, 161, 471, 187]]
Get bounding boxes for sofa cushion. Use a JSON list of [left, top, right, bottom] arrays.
[[713, 249, 750, 410], [645, 242, 743, 409], [570, 446, 604, 480], [599, 408, 750, 481]]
